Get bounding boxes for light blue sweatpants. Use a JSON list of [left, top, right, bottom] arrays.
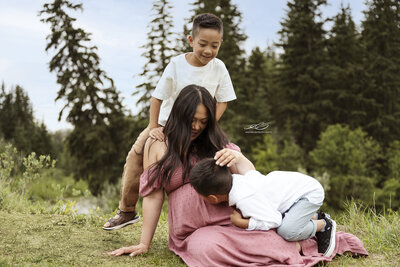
[[276, 198, 321, 241]]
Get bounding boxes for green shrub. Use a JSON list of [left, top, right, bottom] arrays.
[[0, 141, 86, 214], [387, 140, 400, 180], [21, 152, 55, 197], [379, 179, 400, 211], [252, 134, 279, 173], [0, 139, 22, 180], [278, 138, 304, 171], [309, 124, 382, 209], [27, 168, 90, 202], [252, 134, 304, 174], [378, 141, 400, 210]]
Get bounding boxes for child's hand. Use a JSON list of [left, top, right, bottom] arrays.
[[149, 127, 164, 141], [230, 210, 249, 229], [230, 210, 242, 225], [214, 148, 241, 167]]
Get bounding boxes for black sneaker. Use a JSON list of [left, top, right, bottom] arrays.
[[317, 211, 330, 220], [103, 210, 140, 231], [316, 217, 336, 257]]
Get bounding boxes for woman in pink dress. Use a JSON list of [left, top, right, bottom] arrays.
[[111, 84, 368, 266]]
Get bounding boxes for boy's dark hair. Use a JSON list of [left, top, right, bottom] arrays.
[[192, 13, 223, 37], [189, 158, 232, 196]]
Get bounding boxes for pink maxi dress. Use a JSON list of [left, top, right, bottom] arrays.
[[139, 143, 368, 267]]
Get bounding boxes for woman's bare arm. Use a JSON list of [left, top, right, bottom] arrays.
[[111, 139, 166, 256]]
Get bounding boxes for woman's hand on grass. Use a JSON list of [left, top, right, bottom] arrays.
[[110, 243, 149, 257]]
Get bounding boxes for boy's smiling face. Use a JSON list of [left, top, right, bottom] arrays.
[[188, 28, 223, 67]]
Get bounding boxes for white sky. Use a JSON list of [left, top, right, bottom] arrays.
[[0, 0, 366, 132]]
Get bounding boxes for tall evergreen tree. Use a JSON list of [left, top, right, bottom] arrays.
[[233, 47, 277, 155], [244, 47, 272, 122], [324, 5, 369, 128], [40, 0, 130, 194], [0, 83, 54, 156], [275, 0, 328, 152], [134, 0, 176, 118], [361, 0, 400, 146]]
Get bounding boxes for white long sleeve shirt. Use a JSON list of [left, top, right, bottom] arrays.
[[228, 170, 324, 231]]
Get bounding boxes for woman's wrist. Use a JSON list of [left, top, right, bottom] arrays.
[[139, 239, 151, 250], [141, 242, 150, 249]]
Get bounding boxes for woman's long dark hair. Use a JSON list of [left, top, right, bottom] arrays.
[[149, 84, 229, 188]]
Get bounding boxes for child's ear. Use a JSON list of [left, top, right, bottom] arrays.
[[188, 35, 194, 47], [205, 194, 220, 204]]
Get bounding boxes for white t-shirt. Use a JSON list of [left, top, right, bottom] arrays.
[[152, 53, 236, 126], [229, 170, 324, 231]]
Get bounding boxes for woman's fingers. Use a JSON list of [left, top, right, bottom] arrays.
[[129, 244, 149, 257], [129, 248, 144, 257], [221, 155, 236, 167], [110, 244, 148, 257], [216, 152, 231, 166], [214, 149, 230, 162], [214, 148, 229, 159], [110, 247, 130, 256], [215, 149, 238, 167]]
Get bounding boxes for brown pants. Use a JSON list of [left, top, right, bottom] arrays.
[[119, 127, 150, 212]]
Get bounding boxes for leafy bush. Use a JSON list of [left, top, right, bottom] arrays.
[[252, 134, 279, 173], [0, 140, 92, 214], [0, 139, 22, 180], [28, 168, 89, 202], [252, 134, 303, 174], [377, 140, 400, 210], [309, 124, 382, 209], [21, 152, 55, 197], [387, 140, 400, 180]]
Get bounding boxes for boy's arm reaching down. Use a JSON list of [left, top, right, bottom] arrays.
[[216, 102, 227, 121], [149, 97, 162, 129], [149, 97, 164, 141]]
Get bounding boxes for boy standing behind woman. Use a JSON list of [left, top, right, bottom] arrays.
[[103, 13, 237, 230]]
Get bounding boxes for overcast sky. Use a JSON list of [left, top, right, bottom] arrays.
[[0, 0, 366, 132]]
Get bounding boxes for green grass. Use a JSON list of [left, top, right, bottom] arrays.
[[331, 203, 400, 266], [0, 202, 399, 266], [0, 210, 185, 267]]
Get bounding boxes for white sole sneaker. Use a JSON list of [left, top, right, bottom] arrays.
[[323, 219, 337, 257], [102, 215, 140, 231]]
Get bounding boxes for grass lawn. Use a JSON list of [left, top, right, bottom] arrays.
[[0, 203, 399, 266], [0, 210, 185, 267]]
